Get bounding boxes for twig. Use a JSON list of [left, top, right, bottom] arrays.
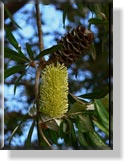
[[35, 67, 41, 99], [39, 125, 52, 149], [35, 0, 44, 51]]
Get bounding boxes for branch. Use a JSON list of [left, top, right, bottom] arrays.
[[35, 0, 44, 51], [39, 125, 52, 149], [35, 0, 52, 148]]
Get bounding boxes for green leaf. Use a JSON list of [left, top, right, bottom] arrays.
[[5, 47, 29, 63], [4, 65, 26, 79], [4, 6, 22, 29], [69, 102, 86, 113], [90, 43, 96, 61], [93, 120, 109, 136], [36, 44, 63, 60], [95, 99, 109, 132], [59, 120, 67, 137], [66, 119, 77, 147], [75, 0, 84, 10], [45, 120, 59, 131], [9, 120, 24, 146], [68, 93, 76, 104], [25, 120, 35, 148], [68, 93, 89, 105], [5, 27, 19, 50], [78, 86, 109, 99], [77, 115, 93, 133], [100, 94, 109, 111], [63, 9, 67, 28], [89, 18, 108, 25], [14, 72, 25, 95], [26, 43, 34, 60], [87, 131, 110, 149], [78, 131, 89, 147], [46, 129, 58, 144]]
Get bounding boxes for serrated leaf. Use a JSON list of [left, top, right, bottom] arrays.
[[25, 120, 35, 148], [36, 44, 63, 60], [26, 43, 34, 60], [4, 6, 22, 29], [4, 65, 26, 79], [5, 47, 29, 63]]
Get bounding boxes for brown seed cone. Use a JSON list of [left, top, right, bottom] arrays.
[[48, 25, 94, 67]]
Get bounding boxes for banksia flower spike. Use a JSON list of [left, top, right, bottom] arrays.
[[49, 25, 94, 67], [39, 63, 68, 118]]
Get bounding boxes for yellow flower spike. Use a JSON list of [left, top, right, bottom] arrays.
[[39, 63, 68, 118]]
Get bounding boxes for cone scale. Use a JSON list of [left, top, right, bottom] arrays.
[[49, 25, 94, 66]]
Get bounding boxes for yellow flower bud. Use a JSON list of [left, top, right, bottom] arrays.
[[39, 63, 68, 118]]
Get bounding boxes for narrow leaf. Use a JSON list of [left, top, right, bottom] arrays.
[[14, 72, 25, 95], [88, 131, 110, 149], [90, 43, 96, 61], [69, 102, 86, 113], [63, 9, 67, 28], [9, 120, 24, 146], [78, 131, 89, 147], [77, 115, 93, 133], [25, 120, 35, 148], [26, 43, 34, 60], [78, 86, 109, 99], [36, 44, 63, 60], [89, 18, 108, 25], [4, 65, 25, 79], [5, 27, 19, 50], [5, 47, 29, 63], [95, 99, 109, 132], [93, 120, 109, 136], [4, 6, 22, 29]]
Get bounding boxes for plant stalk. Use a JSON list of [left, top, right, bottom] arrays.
[[35, 0, 51, 148]]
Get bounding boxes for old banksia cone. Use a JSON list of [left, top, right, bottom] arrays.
[[39, 63, 68, 118], [49, 25, 94, 66]]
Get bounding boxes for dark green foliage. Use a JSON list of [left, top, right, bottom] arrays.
[[36, 44, 63, 60], [26, 43, 35, 60], [24, 120, 35, 148], [4, 47, 29, 63], [4, 65, 26, 79], [4, 1, 112, 150], [4, 6, 21, 29]]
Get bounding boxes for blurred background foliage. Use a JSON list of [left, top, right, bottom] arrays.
[[3, 0, 113, 149]]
